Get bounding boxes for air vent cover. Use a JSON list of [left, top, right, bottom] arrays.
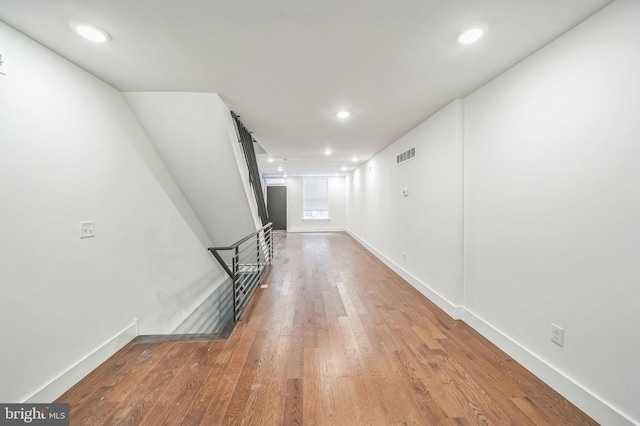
[[396, 147, 416, 165]]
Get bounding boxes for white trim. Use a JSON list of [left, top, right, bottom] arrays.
[[287, 227, 346, 233], [347, 228, 636, 425], [462, 309, 636, 426], [23, 274, 228, 403], [25, 319, 138, 403], [346, 229, 463, 320]]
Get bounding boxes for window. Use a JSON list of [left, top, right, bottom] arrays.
[[303, 178, 329, 219]]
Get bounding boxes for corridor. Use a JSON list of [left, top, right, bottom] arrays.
[[57, 232, 596, 425]]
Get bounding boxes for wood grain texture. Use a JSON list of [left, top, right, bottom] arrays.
[[56, 232, 597, 425]]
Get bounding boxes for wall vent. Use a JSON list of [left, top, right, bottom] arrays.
[[396, 147, 416, 165]]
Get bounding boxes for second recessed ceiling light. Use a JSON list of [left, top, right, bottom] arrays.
[[70, 21, 112, 42], [458, 26, 486, 45]]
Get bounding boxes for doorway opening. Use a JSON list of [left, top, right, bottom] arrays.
[[266, 183, 287, 230]]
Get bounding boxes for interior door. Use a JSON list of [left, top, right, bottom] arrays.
[[267, 185, 287, 230]]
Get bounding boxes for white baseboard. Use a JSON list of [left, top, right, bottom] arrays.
[[25, 319, 138, 403], [24, 275, 228, 403], [346, 228, 635, 426], [287, 227, 347, 233], [462, 309, 636, 426], [346, 229, 463, 320]]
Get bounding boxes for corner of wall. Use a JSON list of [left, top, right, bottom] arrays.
[[166, 272, 230, 333], [346, 229, 463, 320], [24, 319, 139, 403]]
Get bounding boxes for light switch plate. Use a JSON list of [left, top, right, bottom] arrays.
[[80, 221, 95, 239]]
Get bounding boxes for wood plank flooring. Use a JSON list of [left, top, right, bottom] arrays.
[[56, 231, 598, 425]]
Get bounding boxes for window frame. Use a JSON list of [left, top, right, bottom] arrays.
[[302, 177, 330, 220]]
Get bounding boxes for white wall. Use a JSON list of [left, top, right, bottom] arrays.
[[347, 100, 464, 316], [285, 176, 347, 232], [347, 1, 639, 424], [463, 1, 640, 424], [124, 92, 260, 247], [0, 22, 226, 403]]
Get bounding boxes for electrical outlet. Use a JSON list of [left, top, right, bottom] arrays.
[[551, 323, 564, 347], [402, 253, 407, 262], [80, 221, 95, 239]]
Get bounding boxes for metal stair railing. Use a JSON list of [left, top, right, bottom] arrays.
[[208, 222, 273, 322], [231, 111, 269, 226]]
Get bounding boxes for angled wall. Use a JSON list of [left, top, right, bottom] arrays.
[[124, 92, 261, 248], [0, 21, 227, 402]]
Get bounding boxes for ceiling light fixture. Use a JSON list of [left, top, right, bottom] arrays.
[[277, 166, 283, 172], [70, 21, 112, 43], [457, 26, 485, 45], [336, 111, 351, 119], [351, 156, 358, 162], [324, 149, 332, 156]]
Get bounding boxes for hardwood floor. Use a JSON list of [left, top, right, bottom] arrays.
[[56, 231, 598, 425]]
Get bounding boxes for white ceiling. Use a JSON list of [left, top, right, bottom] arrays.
[[0, 0, 612, 176]]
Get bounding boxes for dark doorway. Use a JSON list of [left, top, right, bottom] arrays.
[[267, 186, 287, 230]]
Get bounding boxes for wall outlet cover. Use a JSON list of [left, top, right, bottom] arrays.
[[551, 323, 564, 347], [80, 221, 95, 239]]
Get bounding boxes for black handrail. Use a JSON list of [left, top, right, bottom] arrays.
[[209, 222, 273, 251], [208, 222, 273, 322], [231, 112, 269, 226]]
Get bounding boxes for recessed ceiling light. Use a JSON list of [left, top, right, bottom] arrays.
[[341, 166, 346, 171], [267, 158, 274, 163], [284, 173, 288, 178], [336, 111, 351, 119], [277, 166, 283, 172], [324, 149, 332, 156], [458, 27, 485, 45], [70, 21, 112, 43], [351, 156, 358, 162]]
